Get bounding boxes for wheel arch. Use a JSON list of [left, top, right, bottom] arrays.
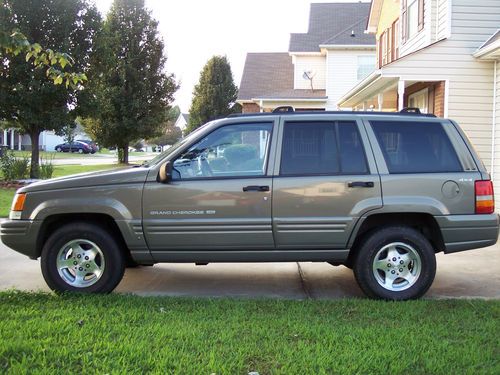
[[36, 213, 133, 263], [347, 212, 445, 264]]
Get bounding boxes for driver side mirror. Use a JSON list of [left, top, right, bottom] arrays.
[[158, 161, 173, 183]]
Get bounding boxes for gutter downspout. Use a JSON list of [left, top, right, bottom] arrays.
[[491, 60, 497, 179]]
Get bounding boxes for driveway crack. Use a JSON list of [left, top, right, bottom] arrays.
[[296, 262, 312, 299]]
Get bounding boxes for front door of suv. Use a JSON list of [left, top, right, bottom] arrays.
[[272, 118, 382, 249], [142, 120, 276, 253]]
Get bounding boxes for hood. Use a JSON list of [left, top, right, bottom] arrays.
[[19, 166, 150, 193]]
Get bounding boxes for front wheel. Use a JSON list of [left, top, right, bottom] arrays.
[[41, 222, 125, 293], [353, 226, 436, 300]]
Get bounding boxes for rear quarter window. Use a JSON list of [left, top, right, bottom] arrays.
[[370, 120, 463, 173]]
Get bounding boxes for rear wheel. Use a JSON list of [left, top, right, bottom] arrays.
[[41, 222, 125, 293], [56, 147, 62, 152], [353, 226, 436, 300]]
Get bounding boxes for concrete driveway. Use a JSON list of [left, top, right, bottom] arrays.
[[1, 241, 498, 299]]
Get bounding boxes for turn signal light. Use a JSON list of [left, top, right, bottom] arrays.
[[11, 193, 26, 212], [475, 180, 494, 214]]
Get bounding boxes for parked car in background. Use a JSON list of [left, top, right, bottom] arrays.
[[77, 140, 98, 153], [54, 141, 92, 154]]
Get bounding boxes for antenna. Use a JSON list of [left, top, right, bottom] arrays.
[[302, 70, 316, 92]]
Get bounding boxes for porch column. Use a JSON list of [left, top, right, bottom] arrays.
[[10, 129, 14, 150], [259, 100, 263, 113], [377, 93, 384, 111], [398, 80, 405, 111], [3, 130, 7, 146], [18, 133, 22, 151]]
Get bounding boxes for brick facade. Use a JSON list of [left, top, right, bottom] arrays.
[[403, 81, 445, 117], [242, 103, 261, 113]]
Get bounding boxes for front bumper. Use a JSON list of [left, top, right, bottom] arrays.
[[435, 214, 499, 253], [0, 219, 42, 259]]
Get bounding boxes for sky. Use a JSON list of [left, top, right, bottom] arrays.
[[95, 0, 368, 113]]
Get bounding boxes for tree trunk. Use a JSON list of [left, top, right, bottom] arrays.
[[118, 144, 129, 164], [29, 130, 41, 179]]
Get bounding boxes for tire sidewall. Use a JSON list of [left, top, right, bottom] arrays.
[[354, 226, 436, 300], [41, 223, 125, 293]]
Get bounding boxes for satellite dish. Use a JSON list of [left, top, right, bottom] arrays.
[[302, 70, 316, 81], [302, 70, 316, 92]]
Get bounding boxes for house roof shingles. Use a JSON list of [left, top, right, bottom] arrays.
[[289, 2, 374, 52], [238, 53, 326, 101]]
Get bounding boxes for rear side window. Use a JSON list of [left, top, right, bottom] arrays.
[[371, 121, 462, 173], [280, 121, 368, 176]]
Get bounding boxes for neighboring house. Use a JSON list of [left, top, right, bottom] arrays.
[[237, 2, 376, 112], [337, 0, 500, 199], [1, 125, 89, 152], [174, 113, 189, 134]]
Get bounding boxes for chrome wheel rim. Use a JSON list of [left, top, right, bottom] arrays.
[[372, 242, 421, 292], [56, 239, 105, 288]]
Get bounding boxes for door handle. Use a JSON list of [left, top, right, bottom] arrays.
[[243, 185, 270, 192], [348, 181, 374, 188]]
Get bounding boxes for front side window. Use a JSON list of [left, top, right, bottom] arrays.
[[371, 121, 462, 173], [172, 123, 272, 180], [280, 121, 368, 176]]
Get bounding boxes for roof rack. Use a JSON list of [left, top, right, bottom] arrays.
[[227, 107, 436, 118]]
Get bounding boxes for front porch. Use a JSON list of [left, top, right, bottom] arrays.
[[337, 72, 445, 116], [0, 129, 23, 151]]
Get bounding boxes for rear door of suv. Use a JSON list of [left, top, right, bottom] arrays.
[[364, 116, 482, 215], [271, 115, 383, 249]]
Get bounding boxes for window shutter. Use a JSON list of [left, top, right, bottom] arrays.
[[401, 0, 408, 43], [418, 0, 425, 31]]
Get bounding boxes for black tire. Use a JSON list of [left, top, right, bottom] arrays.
[[41, 222, 125, 293], [56, 147, 62, 152], [353, 226, 436, 300]]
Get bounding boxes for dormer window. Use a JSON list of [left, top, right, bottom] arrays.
[[402, 0, 424, 43]]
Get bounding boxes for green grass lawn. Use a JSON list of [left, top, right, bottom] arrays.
[[51, 164, 116, 178], [0, 188, 15, 216], [0, 292, 498, 374]]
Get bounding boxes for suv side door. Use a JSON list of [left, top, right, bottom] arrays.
[[272, 115, 382, 249], [142, 118, 278, 255]]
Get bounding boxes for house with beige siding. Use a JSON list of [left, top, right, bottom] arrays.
[[337, 0, 500, 200], [237, 2, 376, 112]]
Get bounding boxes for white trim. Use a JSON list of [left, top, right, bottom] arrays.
[[288, 52, 323, 57], [252, 97, 327, 102], [446, 0, 452, 39], [319, 44, 376, 50], [259, 99, 263, 113], [444, 79, 449, 118], [491, 60, 497, 178], [398, 80, 405, 110]]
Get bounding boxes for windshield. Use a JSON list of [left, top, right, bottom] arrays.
[[142, 120, 217, 167]]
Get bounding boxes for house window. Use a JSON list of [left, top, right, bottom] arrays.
[[357, 56, 376, 80], [393, 19, 400, 59], [402, 0, 424, 43]]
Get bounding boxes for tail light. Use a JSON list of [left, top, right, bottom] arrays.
[[475, 180, 494, 214]]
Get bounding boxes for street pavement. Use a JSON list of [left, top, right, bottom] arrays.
[[0, 239, 498, 299]]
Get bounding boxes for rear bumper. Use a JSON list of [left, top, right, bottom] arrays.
[[0, 220, 41, 259], [435, 214, 499, 253]]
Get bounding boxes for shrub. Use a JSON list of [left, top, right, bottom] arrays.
[[40, 155, 55, 179], [1, 150, 30, 181]]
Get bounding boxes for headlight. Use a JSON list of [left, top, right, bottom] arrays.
[[9, 193, 26, 220]]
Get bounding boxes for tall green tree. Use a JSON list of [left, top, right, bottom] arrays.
[[187, 55, 239, 133], [86, 0, 178, 164], [0, 0, 101, 177]]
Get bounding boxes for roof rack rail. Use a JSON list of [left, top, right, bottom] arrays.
[[272, 106, 295, 113], [227, 110, 436, 118], [400, 107, 421, 114]]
